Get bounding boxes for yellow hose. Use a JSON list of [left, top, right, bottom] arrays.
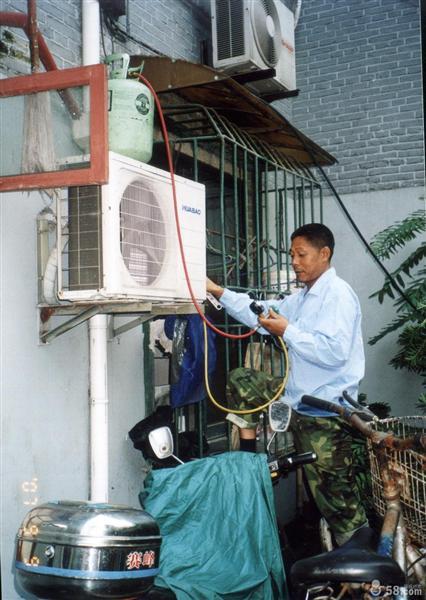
[[203, 320, 290, 415]]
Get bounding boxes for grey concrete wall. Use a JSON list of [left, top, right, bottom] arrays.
[[0, 190, 148, 599], [325, 186, 424, 415], [1, 191, 89, 599]]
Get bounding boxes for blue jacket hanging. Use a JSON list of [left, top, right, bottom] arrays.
[[164, 315, 216, 408]]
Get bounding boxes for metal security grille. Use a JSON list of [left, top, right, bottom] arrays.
[[157, 104, 324, 453], [67, 185, 103, 290], [120, 181, 167, 286]]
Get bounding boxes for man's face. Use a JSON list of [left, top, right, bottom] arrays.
[[290, 236, 331, 289]]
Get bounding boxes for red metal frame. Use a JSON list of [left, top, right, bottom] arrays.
[[0, 11, 67, 74], [0, 64, 108, 192]]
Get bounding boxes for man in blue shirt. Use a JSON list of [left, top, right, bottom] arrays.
[[207, 223, 368, 545]]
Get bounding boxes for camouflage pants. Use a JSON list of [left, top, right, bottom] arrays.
[[226, 367, 368, 544]]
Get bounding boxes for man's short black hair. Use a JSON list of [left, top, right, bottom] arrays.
[[291, 223, 335, 258]]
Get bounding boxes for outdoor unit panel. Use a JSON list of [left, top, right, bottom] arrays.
[[60, 152, 206, 303], [247, 0, 296, 94], [68, 185, 103, 291], [214, 0, 247, 64], [211, 0, 296, 93]]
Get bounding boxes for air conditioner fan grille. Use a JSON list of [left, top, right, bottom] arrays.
[[250, 0, 281, 67], [120, 180, 167, 286]]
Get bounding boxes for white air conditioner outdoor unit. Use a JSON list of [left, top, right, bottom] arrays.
[[211, 0, 296, 96], [57, 151, 206, 303]]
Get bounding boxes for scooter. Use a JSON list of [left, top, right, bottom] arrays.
[[148, 402, 316, 481], [142, 408, 317, 600]]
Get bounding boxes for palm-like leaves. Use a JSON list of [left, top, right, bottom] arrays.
[[369, 204, 426, 409], [370, 209, 425, 260]]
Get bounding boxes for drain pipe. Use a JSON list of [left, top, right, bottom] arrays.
[[82, 0, 108, 503], [89, 316, 109, 502], [82, 0, 100, 67]]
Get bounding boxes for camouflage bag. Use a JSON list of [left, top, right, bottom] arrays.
[[226, 367, 283, 427]]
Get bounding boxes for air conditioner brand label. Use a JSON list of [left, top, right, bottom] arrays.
[[182, 205, 201, 215]]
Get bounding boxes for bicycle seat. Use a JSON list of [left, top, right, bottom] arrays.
[[291, 526, 405, 586]]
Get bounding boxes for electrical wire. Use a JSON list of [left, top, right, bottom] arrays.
[[203, 321, 290, 414], [314, 162, 419, 314], [102, 12, 163, 56], [99, 9, 108, 57], [138, 73, 259, 340], [276, 108, 421, 315]]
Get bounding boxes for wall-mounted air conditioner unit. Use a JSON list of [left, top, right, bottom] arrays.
[[57, 152, 206, 303], [211, 0, 296, 96]]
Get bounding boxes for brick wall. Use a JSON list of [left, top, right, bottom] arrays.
[[291, 0, 424, 194], [0, 0, 81, 71], [119, 0, 210, 61], [0, 0, 210, 74], [1, 0, 422, 196]]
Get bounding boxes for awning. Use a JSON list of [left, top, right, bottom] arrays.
[[130, 56, 336, 167]]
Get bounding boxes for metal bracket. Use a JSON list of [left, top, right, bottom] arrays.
[[38, 301, 200, 344], [112, 314, 156, 338], [39, 306, 101, 344]]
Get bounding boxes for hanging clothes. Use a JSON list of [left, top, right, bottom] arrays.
[[164, 315, 216, 408]]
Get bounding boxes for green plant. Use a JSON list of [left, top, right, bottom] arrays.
[[369, 205, 426, 411], [358, 393, 391, 419]]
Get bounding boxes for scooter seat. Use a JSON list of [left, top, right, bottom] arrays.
[[291, 527, 405, 587]]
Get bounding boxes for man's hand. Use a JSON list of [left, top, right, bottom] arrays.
[[258, 309, 288, 337], [206, 277, 225, 299]]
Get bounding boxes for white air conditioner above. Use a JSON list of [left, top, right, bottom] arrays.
[[57, 151, 206, 303], [211, 0, 296, 96]]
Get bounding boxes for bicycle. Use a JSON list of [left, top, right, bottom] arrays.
[[288, 392, 426, 600]]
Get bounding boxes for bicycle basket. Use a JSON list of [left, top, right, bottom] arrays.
[[367, 416, 426, 547]]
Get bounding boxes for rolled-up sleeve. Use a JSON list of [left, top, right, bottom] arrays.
[[220, 289, 286, 333]]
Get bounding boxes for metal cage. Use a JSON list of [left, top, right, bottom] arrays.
[[367, 416, 426, 547]]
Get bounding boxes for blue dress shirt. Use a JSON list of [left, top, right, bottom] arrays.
[[220, 268, 365, 417]]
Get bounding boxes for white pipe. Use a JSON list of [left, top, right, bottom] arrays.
[[43, 226, 68, 305], [89, 315, 109, 502], [82, 0, 100, 66], [82, 0, 108, 503], [294, 0, 302, 29]]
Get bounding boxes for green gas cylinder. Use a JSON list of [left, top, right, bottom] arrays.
[[105, 53, 154, 163]]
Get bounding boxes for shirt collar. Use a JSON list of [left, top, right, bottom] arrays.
[[303, 267, 336, 297]]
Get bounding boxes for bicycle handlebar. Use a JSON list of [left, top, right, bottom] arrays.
[[268, 451, 317, 480], [342, 390, 377, 421], [300, 394, 426, 453], [301, 395, 340, 415]]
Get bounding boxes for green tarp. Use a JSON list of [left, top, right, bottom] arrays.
[[140, 451, 288, 599]]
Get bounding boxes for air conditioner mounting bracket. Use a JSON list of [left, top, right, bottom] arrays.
[[38, 302, 200, 344]]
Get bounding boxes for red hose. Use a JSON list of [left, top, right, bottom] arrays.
[[138, 74, 257, 340]]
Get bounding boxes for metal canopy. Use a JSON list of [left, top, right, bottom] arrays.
[[130, 56, 336, 168]]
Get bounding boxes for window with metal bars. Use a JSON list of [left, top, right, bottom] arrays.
[[151, 104, 324, 453]]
